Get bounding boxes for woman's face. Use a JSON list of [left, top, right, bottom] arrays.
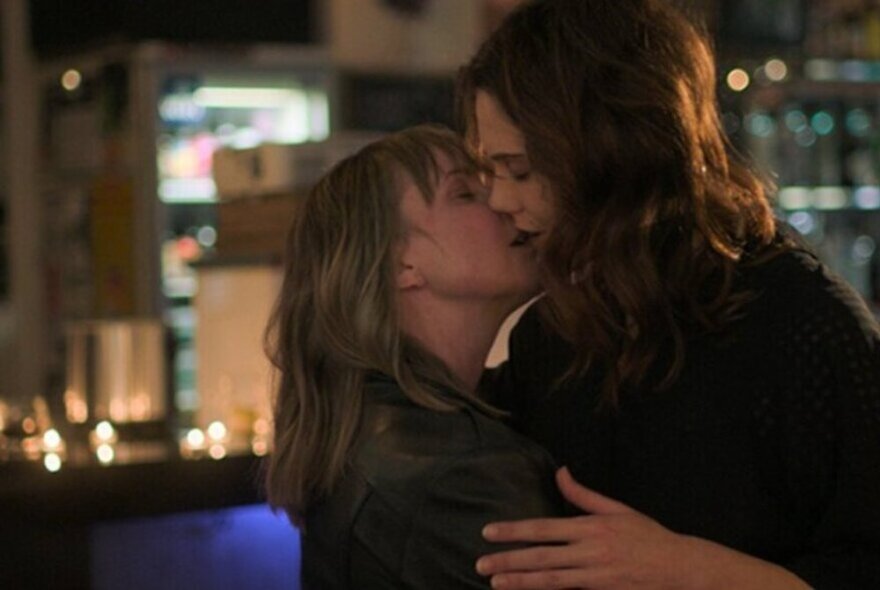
[[475, 91, 556, 253], [397, 148, 540, 309]]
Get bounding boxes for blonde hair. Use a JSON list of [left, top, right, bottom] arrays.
[[264, 125, 495, 521]]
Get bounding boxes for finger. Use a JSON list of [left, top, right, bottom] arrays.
[[556, 467, 633, 515], [483, 516, 590, 543], [476, 544, 591, 576], [489, 568, 600, 590]]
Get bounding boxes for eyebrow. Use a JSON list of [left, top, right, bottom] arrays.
[[442, 166, 480, 180], [444, 167, 468, 176]]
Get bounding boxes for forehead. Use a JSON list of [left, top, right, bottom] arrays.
[[397, 149, 467, 222], [429, 148, 463, 175], [474, 92, 526, 152], [397, 146, 465, 196]]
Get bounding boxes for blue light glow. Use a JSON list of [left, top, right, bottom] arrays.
[[811, 111, 835, 136], [784, 110, 807, 133], [90, 503, 301, 590]]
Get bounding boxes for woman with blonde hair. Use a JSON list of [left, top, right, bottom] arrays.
[[264, 125, 564, 588]]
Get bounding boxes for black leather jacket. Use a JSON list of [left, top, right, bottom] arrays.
[[301, 375, 564, 589]]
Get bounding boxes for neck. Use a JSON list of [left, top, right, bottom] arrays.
[[400, 297, 511, 391]]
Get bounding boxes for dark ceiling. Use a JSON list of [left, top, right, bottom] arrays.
[[29, 0, 315, 57]]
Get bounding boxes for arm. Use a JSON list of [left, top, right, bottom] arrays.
[[399, 445, 565, 589], [478, 269, 880, 590], [477, 467, 810, 590], [776, 280, 880, 588]]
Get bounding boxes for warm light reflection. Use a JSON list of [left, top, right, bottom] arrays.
[[95, 420, 116, 442], [251, 417, 272, 457], [44, 453, 62, 472], [22, 436, 41, 460], [726, 68, 750, 92], [42, 429, 62, 451], [253, 418, 270, 435], [209, 444, 227, 460], [130, 393, 152, 422], [252, 439, 269, 457], [109, 399, 128, 423], [764, 59, 788, 82], [43, 453, 61, 473], [22, 417, 36, 434], [727, 68, 751, 92], [61, 69, 82, 92], [207, 421, 227, 442], [97, 443, 115, 465], [186, 428, 206, 449], [64, 390, 89, 423]]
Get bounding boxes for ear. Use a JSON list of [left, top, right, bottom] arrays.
[[397, 262, 425, 290], [395, 229, 425, 290]]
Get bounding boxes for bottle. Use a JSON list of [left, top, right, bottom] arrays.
[[813, 102, 842, 186]]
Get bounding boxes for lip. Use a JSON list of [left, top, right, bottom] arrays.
[[510, 229, 541, 247]]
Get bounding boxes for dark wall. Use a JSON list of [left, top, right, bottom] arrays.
[[29, 0, 315, 56]]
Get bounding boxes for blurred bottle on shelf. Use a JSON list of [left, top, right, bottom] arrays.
[[813, 102, 843, 185], [777, 102, 813, 186], [744, 109, 782, 182], [806, 0, 880, 60]]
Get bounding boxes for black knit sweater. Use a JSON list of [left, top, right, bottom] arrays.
[[489, 247, 880, 589]]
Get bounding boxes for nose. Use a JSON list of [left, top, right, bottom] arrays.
[[486, 177, 522, 215]]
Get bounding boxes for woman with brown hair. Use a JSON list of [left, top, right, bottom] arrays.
[[459, 0, 880, 588], [264, 125, 564, 588]]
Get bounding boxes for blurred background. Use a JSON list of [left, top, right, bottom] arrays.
[[0, 0, 878, 588]]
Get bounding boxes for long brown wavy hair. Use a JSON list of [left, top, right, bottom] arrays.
[[458, 0, 779, 405], [264, 125, 498, 522]]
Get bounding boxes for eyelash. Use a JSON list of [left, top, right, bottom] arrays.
[[493, 159, 531, 182], [492, 170, 531, 182]]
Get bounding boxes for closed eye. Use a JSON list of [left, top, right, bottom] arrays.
[[490, 154, 531, 182], [492, 169, 531, 182], [507, 159, 531, 180]]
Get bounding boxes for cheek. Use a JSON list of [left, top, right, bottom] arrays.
[[528, 184, 555, 225]]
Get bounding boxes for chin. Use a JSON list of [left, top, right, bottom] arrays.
[[507, 282, 542, 311]]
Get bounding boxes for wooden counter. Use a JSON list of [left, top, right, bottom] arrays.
[[0, 453, 265, 589]]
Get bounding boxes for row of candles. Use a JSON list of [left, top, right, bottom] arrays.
[[179, 417, 272, 460], [14, 419, 122, 472], [2, 415, 272, 472]]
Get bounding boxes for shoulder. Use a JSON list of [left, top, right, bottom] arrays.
[[345, 380, 563, 587], [355, 379, 556, 499], [736, 247, 880, 426], [742, 247, 879, 346]]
